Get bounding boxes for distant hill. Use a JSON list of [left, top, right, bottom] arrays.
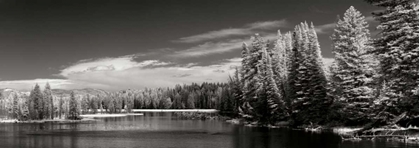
[[51, 88, 109, 97]]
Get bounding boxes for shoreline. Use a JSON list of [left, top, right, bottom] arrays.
[[80, 113, 144, 118], [225, 118, 419, 143], [0, 118, 97, 124], [0, 113, 145, 123]]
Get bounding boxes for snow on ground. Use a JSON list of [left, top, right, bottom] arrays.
[[332, 127, 363, 135], [80, 113, 144, 118], [0, 119, 18, 123], [131, 109, 218, 113], [0, 118, 97, 123]]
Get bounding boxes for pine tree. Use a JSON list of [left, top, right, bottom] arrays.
[[238, 43, 253, 118], [12, 94, 19, 119], [229, 67, 242, 116], [29, 84, 43, 120], [262, 46, 287, 123], [43, 83, 54, 119], [20, 97, 30, 121], [365, 0, 419, 119], [330, 6, 378, 125], [68, 91, 79, 120], [272, 30, 293, 109], [280, 32, 294, 109], [58, 96, 64, 119], [241, 34, 271, 122], [308, 23, 328, 102], [288, 23, 329, 126]]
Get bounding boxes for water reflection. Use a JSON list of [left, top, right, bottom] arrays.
[[0, 113, 417, 148]]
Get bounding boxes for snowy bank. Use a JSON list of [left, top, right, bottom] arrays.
[[131, 109, 219, 113], [80, 113, 144, 118], [332, 127, 363, 135], [0, 118, 96, 124]]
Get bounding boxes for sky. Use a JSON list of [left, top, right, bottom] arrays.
[[0, 0, 380, 91]]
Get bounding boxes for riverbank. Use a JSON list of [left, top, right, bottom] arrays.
[[334, 125, 419, 143], [225, 118, 419, 143]]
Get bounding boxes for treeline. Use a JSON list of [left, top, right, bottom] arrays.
[[0, 82, 238, 120], [231, 3, 418, 127], [0, 84, 80, 120], [78, 82, 236, 114]]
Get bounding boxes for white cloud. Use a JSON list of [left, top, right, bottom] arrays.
[[0, 79, 72, 91], [61, 55, 170, 77], [0, 57, 241, 91], [247, 20, 289, 30], [174, 28, 252, 44], [51, 56, 240, 90], [174, 20, 288, 43], [171, 33, 279, 58], [314, 23, 336, 34]]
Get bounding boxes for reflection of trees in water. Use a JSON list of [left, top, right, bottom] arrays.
[[233, 127, 271, 148], [2, 115, 415, 148]]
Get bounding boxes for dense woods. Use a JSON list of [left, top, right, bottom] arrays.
[[0, 82, 236, 120], [233, 3, 418, 127], [0, 0, 418, 129]]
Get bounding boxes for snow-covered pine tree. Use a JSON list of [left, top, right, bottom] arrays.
[[365, 0, 419, 119], [330, 6, 378, 125]]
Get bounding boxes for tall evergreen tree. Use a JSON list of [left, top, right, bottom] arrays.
[[29, 84, 43, 120], [280, 32, 294, 109], [21, 97, 30, 121], [68, 91, 79, 120], [365, 0, 419, 119], [262, 46, 287, 123], [238, 43, 254, 118], [288, 23, 329, 126], [44, 83, 54, 119], [12, 94, 19, 119], [330, 6, 378, 125], [58, 96, 64, 119]]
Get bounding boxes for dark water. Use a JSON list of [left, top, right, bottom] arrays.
[[0, 113, 417, 148]]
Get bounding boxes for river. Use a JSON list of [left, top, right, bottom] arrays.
[[0, 113, 417, 148]]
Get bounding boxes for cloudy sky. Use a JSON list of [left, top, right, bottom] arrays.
[[0, 0, 380, 91]]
